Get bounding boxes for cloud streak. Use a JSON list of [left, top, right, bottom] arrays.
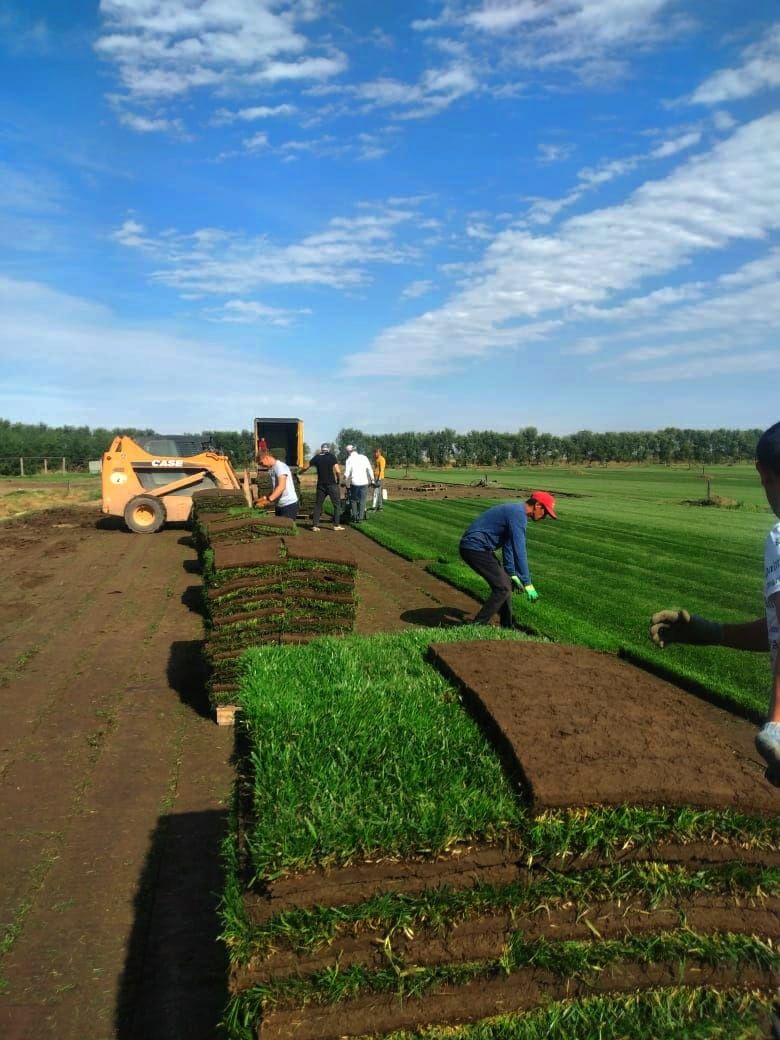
[[344, 115, 780, 376]]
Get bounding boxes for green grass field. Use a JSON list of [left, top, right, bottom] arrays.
[[362, 464, 775, 720]]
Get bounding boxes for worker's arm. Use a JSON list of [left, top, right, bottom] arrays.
[[650, 610, 768, 651], [333, 463, 341, 482], [503, 512, 531, 587], [267, 473, 286, 503]]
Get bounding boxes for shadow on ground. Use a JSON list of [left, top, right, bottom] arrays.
[[400, 606, 470, 628], [116, 810, 230, 1040], [168, 639, 211, 720]]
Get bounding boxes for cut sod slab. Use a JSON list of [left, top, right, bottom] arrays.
[[203, 534, 358, 709], [201, 513, 298, 544], [222, 627, 780, 1040], [192, 488, 248, 513], [429, 641, 778, 815]]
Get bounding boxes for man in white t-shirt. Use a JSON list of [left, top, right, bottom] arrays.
[[257, 450, 299, 519], [649, 420, 780, 775], [343, 444, 374, 523]]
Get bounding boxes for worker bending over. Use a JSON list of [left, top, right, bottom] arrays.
[[257, 449, 299, 519], [649, 420, 780, 771], [459, 492, 557, 629]]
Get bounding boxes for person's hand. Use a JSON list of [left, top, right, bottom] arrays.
[[649, 609, 722, 648], [255, 496, 270, 509], [524, 583, 539, 602], [510, 575, 523, 591]]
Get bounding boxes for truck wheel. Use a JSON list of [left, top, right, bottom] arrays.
[[124, 495, 166, 534]]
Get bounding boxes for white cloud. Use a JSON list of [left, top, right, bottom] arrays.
[[343, 114, 780, 376], [690, 23, 780, 105], [243, 131, 270, 152], [537, 142, 573, 163], [622, 350, 777, 382], [113, 203, 422, 294], [204, 299, 310, 325], [212, 103, 297, 124], [117, 110, 186, 135], [352, 61, 478, 118], [401, 279, 433, 299], [0, 274, 317, 429], [96, 0, 346, 114], [650, 129, 701, 158], [417, 0, 690, 82]]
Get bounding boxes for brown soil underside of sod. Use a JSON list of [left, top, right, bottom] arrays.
[[260, 964, 777, 1040], [243, 839, 780, 918], [430, 641, 779, 815], [233, 896, 780, 988]]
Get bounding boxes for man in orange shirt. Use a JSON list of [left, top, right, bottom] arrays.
[[371, 447, 386, 511]]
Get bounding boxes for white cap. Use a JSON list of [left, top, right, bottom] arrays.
[[345, 444, 355, 452]]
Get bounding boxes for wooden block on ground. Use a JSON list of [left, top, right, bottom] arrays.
[[215, 704, 241, 726]]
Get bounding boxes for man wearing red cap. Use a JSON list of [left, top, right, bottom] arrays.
[[459, 492, 557, 628]]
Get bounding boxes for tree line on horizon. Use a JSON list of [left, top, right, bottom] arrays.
[[0, 418, 763, 475], [335, 425, 763, 469]]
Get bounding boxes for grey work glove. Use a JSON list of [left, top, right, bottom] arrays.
[[649, 609, 722, 649]]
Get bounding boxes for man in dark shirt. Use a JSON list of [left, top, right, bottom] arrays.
[[300, 443, 344, 531], [459, 492, 557, 628]]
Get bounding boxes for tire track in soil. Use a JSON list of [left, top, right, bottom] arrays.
[[0, 513, 233, 1040]]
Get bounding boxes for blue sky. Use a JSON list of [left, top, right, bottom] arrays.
[[1, 1, 778, 449]]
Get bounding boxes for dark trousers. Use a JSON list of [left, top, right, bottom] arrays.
[[313, 483, 341, 526], [459, 546, 513, 628], [350, 484, 369, 522], [275, 501, 299, 519]]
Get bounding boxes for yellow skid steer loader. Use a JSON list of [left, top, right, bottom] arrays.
[[101, 433, 250, 534]]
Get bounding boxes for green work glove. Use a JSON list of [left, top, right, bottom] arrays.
[[649, 609, 722, 649], [524, 583, 539, 602], [510, 575, 523, 591]]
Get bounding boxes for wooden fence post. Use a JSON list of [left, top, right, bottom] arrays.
[[43, 458, 48, 474], [20, 457, 24, 477], [61, 457, 66, 474]]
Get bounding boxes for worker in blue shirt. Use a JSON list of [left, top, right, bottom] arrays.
[[459, 492, 557, 628]]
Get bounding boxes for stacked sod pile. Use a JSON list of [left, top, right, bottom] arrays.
[[192, 487, 248, 513], [204, 537, 357, 707], [221, 628, 780, 1040], [194, 508, 298, 554]]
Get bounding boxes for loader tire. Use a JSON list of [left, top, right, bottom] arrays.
[[124, 495, 166, 534]]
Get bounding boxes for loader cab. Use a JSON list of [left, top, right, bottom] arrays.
[[254, 418, 304, 469]]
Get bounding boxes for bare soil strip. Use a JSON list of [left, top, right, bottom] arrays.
[[260, 964, 776, 1040], [430, 641, 779, 814], [0, 507, 234, 1040], [233, 896, 780, 988]]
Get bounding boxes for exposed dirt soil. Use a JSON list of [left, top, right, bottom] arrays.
[[431, 641, 779, 815], [260, 963, 777, 1040], [0, 504, 485, 1039], [233, 895, 780, 987], [0, 504, 235, 1040], [242, 838, 780, 919]]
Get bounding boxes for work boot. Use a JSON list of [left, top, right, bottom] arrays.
[[755, 722, 780, 767], [333, 525, 344, 531], [311, 526, 320, 532]]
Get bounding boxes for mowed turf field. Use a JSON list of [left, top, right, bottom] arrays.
[[363, 463, 775, 720]]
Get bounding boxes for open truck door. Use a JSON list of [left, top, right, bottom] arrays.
[[253, 417, 304, 468]]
